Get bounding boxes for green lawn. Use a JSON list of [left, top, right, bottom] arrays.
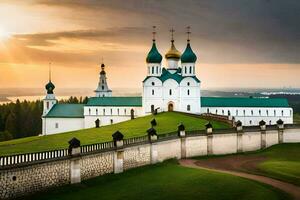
[[0, 112, 230, 156], [256, 143, 300, 186], [20, 160, 290, 200]]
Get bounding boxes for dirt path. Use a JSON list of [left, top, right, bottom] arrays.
[[179, 159, 300, 200]]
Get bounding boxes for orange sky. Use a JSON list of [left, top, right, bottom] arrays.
[[0, 1, 299, 89]]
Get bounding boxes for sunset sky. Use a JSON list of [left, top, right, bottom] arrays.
[[0, 0, 299, 90]]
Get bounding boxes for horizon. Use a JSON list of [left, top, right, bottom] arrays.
[[0, 0, 300, 89]]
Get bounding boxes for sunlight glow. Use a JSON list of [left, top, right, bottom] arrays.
[[0, 27, 10, 40]]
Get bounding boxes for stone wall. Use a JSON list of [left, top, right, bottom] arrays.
[[1, 125, 300, 199], [0, 159, 70, 199]]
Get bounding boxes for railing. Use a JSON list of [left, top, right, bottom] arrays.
[[80, 141, 114, 154], [124, 135, 148, 146], [0, 148, 69, 167]]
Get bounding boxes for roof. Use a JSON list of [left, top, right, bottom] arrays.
[[146, 41, 162, 63], [201, 97, 290, 108], [87, 96, 142, 107], [181, 43, 197, 63], [45, 104, 84, 118], [143, 68, 200, 83]]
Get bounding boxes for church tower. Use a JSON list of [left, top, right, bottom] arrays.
[[181, 26, 197, 76], [95, 63, 112, 97], [43, 64, 57, 116], [146, 26, 162, 76], [165, 28, 181, 73]]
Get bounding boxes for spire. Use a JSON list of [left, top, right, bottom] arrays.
[[186, 26, 191, 43], [170, 28, 175, 43], [45, 62, 55, 94], [146, 26, 162, 63], [49, 62, 52, 82]]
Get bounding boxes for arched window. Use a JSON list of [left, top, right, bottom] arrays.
[[111, 109, 113, 115], [103, 109, 105, 116], [117, 109, 119, 115], [236, 110, 238, 116], [266, 110, 269, 116], [110, 119, 113, 124], [249, 120, 252, 125], [152, 67, 154, 74], [216, 110, 218, 114], [124, 109, 127, 115], [89, 108, 91, 115], [46, 102, 49, 109], [169, 89, 172, 95], [187, 82, 190, 86], [187, 89, 190, 95], [187, 105, 191, 111], [96, 109, 98, 115], [228, 110, 231, 116], [259, 110, 261, 115], [152, 82, 155, 86], [185, 67, 187, 74], [274, 110, 276, 116], [281, 110, 284, 116], [156, 66, 158, 74], [243, 110, 245, 116], [189, 66, 192, 73], [102, 86, 104, 90], [207, 108, 210, 113], [251, 110, 253, 115], [152, 89, 154, 95], [269, 120, 272, 125], [222, 110, 224, 115]]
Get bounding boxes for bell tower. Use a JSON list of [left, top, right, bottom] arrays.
[[43, 63, 57, 116], [95, 62, 112, 97]]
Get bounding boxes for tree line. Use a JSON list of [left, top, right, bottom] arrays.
[[0, 96, 88, 142]]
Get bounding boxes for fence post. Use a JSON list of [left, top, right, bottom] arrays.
[[277, 119, 284, 143], [112, 131, 124, 174], [236, 121, 243, 153], [178, 123, 186, 159], [206, 122, 213, 155], [147, 128, 158, 164], [68, 137, 81, 184], [259, 120, 267, 149]]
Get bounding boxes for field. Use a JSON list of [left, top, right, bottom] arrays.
[[0, 112, 230, 156], [20, 160, 289, 200], [196, 143, 300, 186]]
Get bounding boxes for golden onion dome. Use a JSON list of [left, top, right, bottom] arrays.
[[165, 41, 181, 59]]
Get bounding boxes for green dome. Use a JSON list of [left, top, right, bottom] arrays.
[[45, 81, 55, 94], [146, 41, 162, 63], [181, 43, 197, 63]]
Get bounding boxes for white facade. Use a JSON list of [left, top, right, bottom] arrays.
[[42, 118, 84, 135]]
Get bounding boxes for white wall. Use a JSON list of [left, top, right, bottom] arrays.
[[201, 106, 293, 126], [242, 132, 261, 152], [43, 118, 84, 135], [212, 133, 238, 155]]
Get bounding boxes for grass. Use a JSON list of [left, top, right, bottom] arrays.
[[0, 112, 230, 156], [293, 113, 300, 124], [20, 160, 290, 200]]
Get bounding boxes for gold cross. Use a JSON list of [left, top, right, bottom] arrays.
[[170, 28, 175, 42], [152, 26, 156, 41], [186, 26, 191, 41]]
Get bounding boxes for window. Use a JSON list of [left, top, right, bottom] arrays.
[[266, 110, 269, 116], [236, 110, 238, 116], [152, 89, 154, 95], [189, 66, 192, 73], [187, 105, 191, 111], [111, 109, 113, 115], [216, 110, 218, 114], [110, 119, 113, 124], [249, 120, 252, 125], [243, 110, 245, 116], [187, 82, 190, 86], [102, 86, 104, 90], [269, 120, 272, 125], [259, 110, 261, 116], [46, 102, 49, 109], [96, 109, 98, 115], [152, 67, 154, 74], [156, 66, 158, 74], [55, 123, 59, 129], [228, 110, 231, 116], [89, 108, 91, 115], [187, 89, 190, 95], [222, 110, 224, 115], [185, 67, 187, 74], [124, 109, 127, 115], [103, 109, 105, 116], [281, 110, 284, 116], [207, 108, 210, 113], [169, 89, 172, 95], [251, 110, 253, 115], [117, 109, 119, 115], [274, 110, 276, 116], [152, 82, 155, 86]]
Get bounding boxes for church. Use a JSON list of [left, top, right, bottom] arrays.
[[42, 29, 293, 135]]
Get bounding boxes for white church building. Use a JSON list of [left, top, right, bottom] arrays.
[[42, 30, 293, 135]]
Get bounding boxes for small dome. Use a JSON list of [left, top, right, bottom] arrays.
[[45, 81, 55, 94], [100, 63, 106, 75], [181, 43, 197, 63], [165, 42, 181, 59], [146, 42, 162, 63]]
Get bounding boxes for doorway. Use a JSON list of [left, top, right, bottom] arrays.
[[168, 102, 174, 112]]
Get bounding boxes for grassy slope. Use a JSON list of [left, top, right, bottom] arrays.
[[257, 143, 300, 186], [0, 112, 229, 156], [21, 160, 289, 200]]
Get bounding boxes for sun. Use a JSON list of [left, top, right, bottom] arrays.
[[0, 27, 10, 41]]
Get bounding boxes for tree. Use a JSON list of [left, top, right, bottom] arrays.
[[0, 131, 13, 142]]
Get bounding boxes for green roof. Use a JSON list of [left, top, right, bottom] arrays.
[[45, 104, 84, 118], [146, 41, 162, 63], [201, 97, 290, 108], [143, 68, 200, 83], [181, 43, 197, 63], [87, 97, 142, 107]]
